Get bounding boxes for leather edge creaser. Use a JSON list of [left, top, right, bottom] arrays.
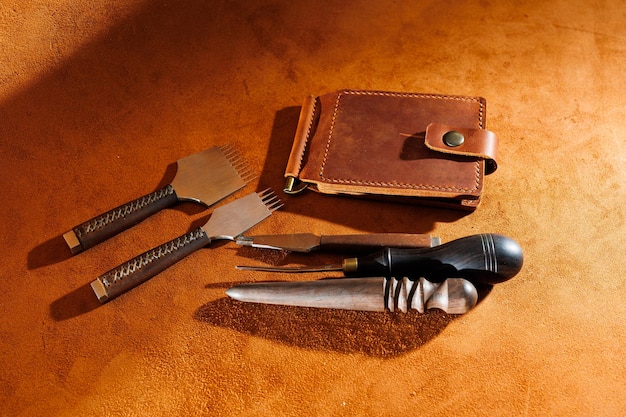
[[90, 279, 109, 303], [63, 230, 83, 254]]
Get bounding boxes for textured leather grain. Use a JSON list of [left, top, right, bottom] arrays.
[[2, 1, 626, 416]]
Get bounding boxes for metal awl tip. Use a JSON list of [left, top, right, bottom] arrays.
[[235, 264, 343, 272]]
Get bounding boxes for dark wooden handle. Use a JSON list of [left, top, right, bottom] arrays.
[[90, 227, 210, 303], [319, 233, 436, 251], [66, 185, 179, 254], [348, 234, 524, 284]]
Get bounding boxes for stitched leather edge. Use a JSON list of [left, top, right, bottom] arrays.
[[318, 90, 484, 193], [284, 95, 319, 178]]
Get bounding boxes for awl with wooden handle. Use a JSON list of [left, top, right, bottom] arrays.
[[226, 277, 479, 314], [237, 233, 523, 285], [236, 233, 440, 252]]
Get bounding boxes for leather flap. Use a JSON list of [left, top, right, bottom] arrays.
[[425, 123, 498, 174]]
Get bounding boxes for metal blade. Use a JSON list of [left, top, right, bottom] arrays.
[[171, 144, 255, 206], [236, 233, 321, 252], [236, 233, 441, 253], [202, 189, 282, 240]]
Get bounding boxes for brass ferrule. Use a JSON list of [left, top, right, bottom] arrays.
[[284, 176, 308, 194], [342, 257, 358, 274]]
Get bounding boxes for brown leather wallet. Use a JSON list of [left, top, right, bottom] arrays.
[[284, 90, 498, 210]]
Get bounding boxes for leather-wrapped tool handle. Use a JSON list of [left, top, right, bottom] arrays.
[[90, 227, 210, 303], [63, 185, 179, 254]]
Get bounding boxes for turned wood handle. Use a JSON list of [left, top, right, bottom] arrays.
[[385, 277, 478, 314], [64, 185, 179, 254], [90, 227, 210, 303], [347, 234, 523, 284]]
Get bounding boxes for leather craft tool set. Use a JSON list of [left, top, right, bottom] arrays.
[[65, 90, 524, 315]]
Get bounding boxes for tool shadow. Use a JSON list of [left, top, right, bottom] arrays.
[[194, 283, 492, 358]]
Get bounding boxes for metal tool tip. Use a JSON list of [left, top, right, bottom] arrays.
[[235, 265, 253, 271], [225, 286, 244, 301], [235, 236, 253, 246]]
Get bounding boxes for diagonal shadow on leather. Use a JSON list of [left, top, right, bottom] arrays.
[[194, 283, 492, 358], [195, 297, 454, 357], [49, 283, 102, 321]]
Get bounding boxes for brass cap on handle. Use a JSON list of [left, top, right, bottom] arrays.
[[342, 257, 358, 273]]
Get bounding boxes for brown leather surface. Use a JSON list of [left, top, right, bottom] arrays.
[[2, 1, 625, 415]]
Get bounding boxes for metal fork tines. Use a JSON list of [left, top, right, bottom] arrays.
[[219, 143, 256, 184], [202, 188, 283, 239]]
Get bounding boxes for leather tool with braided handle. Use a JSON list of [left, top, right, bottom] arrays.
[[64, 144, 254, 254], [91, 189, 282, 303]]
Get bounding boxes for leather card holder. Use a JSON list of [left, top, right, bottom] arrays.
[[284, 90, 498, 210]]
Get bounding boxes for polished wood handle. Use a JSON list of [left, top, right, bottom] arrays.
[[385, 277, 478, 314], [346, 233, 524, 284], [319, 233, 437, 251]]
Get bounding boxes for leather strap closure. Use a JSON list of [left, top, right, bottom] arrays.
[[425, 123, 498, 174]]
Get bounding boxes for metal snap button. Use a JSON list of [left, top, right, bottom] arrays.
[[443, 131, 464, 147]]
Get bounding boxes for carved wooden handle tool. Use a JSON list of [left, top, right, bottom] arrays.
[[226, 277, 478, 314]]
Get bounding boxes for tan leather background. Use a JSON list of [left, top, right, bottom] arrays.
[[2, 1, 625, 415]]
